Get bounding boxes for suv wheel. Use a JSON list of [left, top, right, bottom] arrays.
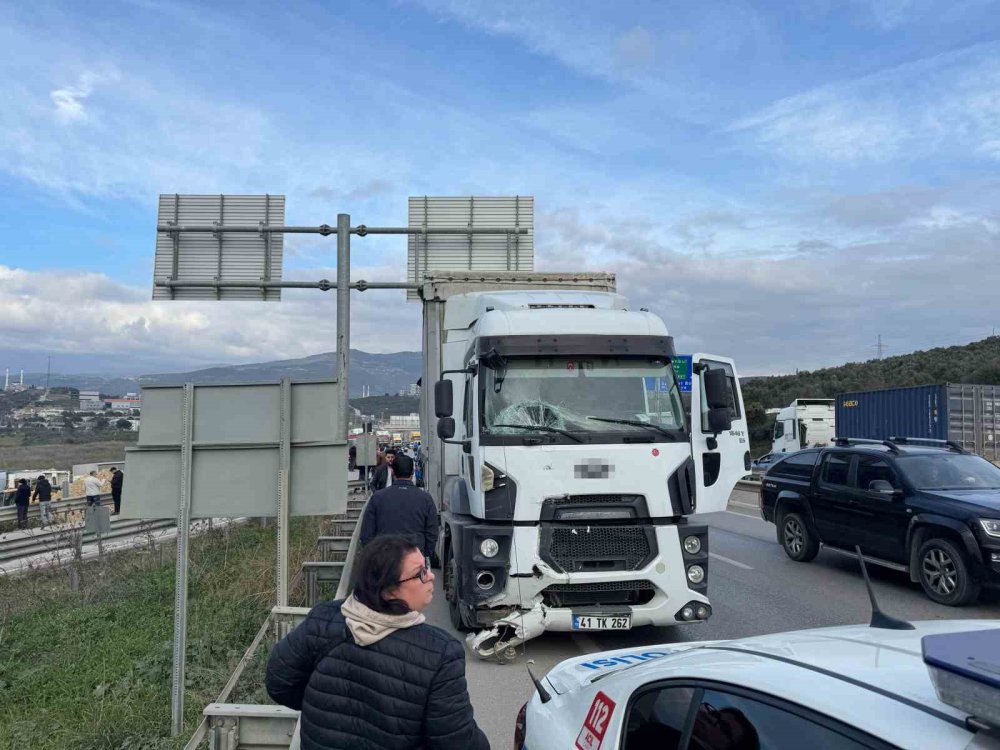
[[779, 511, 819, 562], [916, 537, 980, 606]]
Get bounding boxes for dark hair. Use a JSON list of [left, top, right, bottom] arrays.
[[392, 454, 414, 478], [352, 535, 420, 615]]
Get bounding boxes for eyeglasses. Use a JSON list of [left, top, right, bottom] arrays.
[[398, 558, 432, 585]]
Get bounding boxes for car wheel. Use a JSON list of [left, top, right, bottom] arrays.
[[779, 511, 819, 562], [916, 537, 981, 606], [445, 545, 471, 631]]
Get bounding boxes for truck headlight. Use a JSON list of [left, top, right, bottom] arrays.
[[683, 535, 702, 555], [687, 564, 705, 584], [979, 519, 1000, 538], [480, 538, 500, 558]]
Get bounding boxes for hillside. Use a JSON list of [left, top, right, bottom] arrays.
[[741, 336, 1000, 452]]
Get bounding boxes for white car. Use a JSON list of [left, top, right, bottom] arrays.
[[516, 619, 1000, 750]]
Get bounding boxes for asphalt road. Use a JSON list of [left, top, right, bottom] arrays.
[[423, 487, 1000, 749]]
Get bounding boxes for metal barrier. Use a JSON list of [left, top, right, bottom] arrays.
[[316, 536, 352, 562], [0, 492, 112, 525], [203, 704, 300, 749], [0, 517, 173, 564]]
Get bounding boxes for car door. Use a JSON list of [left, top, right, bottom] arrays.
[[850, 456, 908, 563], [810, 452, 858, 549]]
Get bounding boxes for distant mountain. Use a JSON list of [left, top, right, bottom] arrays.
[[139, 350, 422, 397]]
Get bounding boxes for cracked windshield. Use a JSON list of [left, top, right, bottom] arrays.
[[484, 357, 685, 436]]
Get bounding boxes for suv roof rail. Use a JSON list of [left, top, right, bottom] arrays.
[[888, 436, 967, 454], [833, 437, 900, 453]]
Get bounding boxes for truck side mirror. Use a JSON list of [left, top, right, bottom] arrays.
[[437, 417, 456, 440], [435, 379, 453, 418], [703, 368, 730, 409], [707, 407, 732, 435]]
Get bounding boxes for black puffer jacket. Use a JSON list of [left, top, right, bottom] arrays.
[[265, 600, 490, 750]]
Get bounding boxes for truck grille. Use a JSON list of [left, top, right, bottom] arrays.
[[546, 526, 654, 572], [550, 494, 644, 505], [542, 580, 656, 607]]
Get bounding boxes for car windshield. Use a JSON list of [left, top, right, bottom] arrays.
[[483, 357, 685, 437], [897, 453, 1000, 490]]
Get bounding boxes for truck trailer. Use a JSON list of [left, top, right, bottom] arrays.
[[419, 272, 750, 658], [836, 383, 1000, 462]]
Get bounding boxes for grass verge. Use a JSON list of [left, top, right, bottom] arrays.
[[0, 516, 323, 750]]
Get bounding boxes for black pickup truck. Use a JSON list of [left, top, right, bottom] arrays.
[[760, 438, 1000, 606]]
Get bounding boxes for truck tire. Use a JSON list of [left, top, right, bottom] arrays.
[[445, 545, 472, 632], [779, 511, 819, 562], [916, 537, 981, 606]]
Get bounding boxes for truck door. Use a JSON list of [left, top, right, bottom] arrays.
[[691, 354, 750, 513]]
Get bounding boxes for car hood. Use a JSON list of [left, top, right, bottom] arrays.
[[922, 489, 1000, 514]]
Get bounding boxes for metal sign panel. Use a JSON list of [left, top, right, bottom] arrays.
[[407, 196, 534, 300], [122, 379, 345, 519], [153, 194, 285, 301]]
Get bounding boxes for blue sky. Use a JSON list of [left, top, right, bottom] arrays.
[[2, 0, 999, 377]]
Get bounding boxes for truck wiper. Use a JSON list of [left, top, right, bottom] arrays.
[[492, 424, 584, 443], [586, 417, 680, 441]]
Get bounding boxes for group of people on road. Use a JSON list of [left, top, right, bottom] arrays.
[[266, 441, 489, 749], [11, 466, 124, 530]]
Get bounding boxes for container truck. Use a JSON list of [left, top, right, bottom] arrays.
[[772, 398, 835, 453], [419, 272, 750, 659], [836, 384, 999, 462]]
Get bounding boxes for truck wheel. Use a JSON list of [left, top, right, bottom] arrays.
[[916, 537, 981, 606], [779, 512, 819, 562], [445, 545, 471, 632]]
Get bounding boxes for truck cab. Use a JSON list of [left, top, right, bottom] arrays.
[[421, 280, 750, 656]]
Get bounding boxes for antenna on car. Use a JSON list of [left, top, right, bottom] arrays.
[[526, 659, 551, 703], [854, 546, 914, 630]]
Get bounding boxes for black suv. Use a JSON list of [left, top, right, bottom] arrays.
[[760, 437, 1000, 606]]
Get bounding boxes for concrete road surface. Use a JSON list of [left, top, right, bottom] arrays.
[[423, 488, 1000, 749]]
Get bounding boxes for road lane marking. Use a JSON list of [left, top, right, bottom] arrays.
[[709, 552, 753, 570]]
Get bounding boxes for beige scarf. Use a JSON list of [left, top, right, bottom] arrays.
[[341, 594, 425, 646]]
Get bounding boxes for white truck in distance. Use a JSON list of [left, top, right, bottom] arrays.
[[772, 398, 835, 453], [419, 272, 750, 659]]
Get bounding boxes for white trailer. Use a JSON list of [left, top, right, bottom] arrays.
[[420, 272, 750, 658], [772, 398, 835, 453]]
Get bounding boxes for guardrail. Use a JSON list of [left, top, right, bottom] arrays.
[[0, 492, 112, 526], [0, 517, 175, 564]]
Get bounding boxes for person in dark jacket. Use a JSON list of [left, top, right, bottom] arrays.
[[360, 454, 439, 559], [14, 479, 30, 529], [265, 535, 490, 750], [32, 475, 54, 526], [109, 467, 124, 515], [368, 448, 395, 493]]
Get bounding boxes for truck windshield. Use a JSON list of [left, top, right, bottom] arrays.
[[897, 453, 1000, 490], [483, 357, 685, 437]]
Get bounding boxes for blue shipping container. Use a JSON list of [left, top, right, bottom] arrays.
[[835, 383, 1000, 461], [836, 385, 947, 442]]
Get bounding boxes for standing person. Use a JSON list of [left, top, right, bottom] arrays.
[[32, 474, 54, 526], [368, 448, 396, 493], [359, 454, 438, 560], [14, 479, 30, 529], [109, 467, 124, 515], [83, 470, 103, 507], [265, 535, 489, 750]]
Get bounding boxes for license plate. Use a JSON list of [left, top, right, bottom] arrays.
[[572, 614, 632, 630]]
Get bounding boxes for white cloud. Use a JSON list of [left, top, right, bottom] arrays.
[[731, 41, 1000, 166], [50, 69, 117, 124]]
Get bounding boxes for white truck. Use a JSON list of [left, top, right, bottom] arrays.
[[772, 398, 835, 454], [419, 272, 750, 659]]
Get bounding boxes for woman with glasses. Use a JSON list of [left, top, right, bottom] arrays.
[[266, 535, 490, 750]]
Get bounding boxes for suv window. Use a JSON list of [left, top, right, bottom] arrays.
[[856, 456, 898, 492], [821, 454, 852, 486], [770, 451, 818, 480]]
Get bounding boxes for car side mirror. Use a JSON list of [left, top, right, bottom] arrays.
[[707, 407, 732, 435], [437, 417, 455, 440], [868, 480, 897, 496], [435, 379, 453, 418], [703, 368, 730, 410]]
